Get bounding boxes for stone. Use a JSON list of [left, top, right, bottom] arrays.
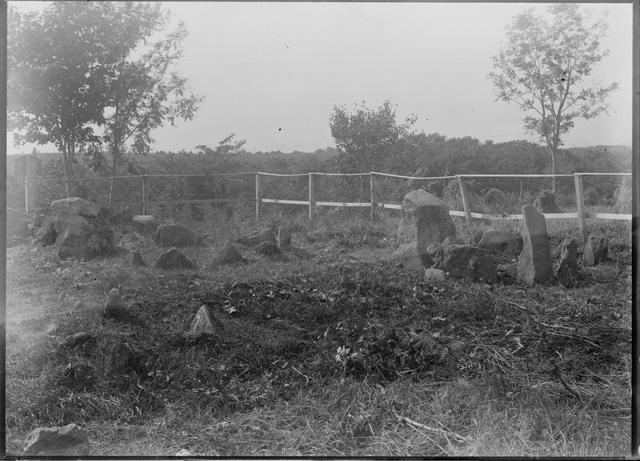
[[155, 248, 196, 270], [478, 229, 523, 257], [274, 226, 291, 249], [24, 423, 89, 456], [583, 234, 608, 266], [109, 342, 135, 373], [129, 251, 146, 267], [555, 238, 579, 287], [390, 242, 431, 271], [398, 190, 456, 255], [189, 305, 223, 336], [132, 215, 157, 233], [424, 268, 445, 283], [439, 244, 497, 283], [35, 197, 114, 260], [176, 449, 193, 456], [255, 241, 281, 256], [426, 243, 443, 260], [215, 243, 246, 265], [517, 205, 553, 285], [60, 332, 94, 348], [103, 288, 128, 320], [155, 224, 202, 247], [237, 227, 277, 248]]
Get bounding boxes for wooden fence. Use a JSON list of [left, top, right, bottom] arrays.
[[8, 171, 632, 240]]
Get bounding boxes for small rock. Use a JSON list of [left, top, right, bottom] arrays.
[[103, 288, 128, 319], [255, 241, 281, 256], [155, 248, 196, 270], [425, 242, 442, 260], [478, 229, 523, 257], [215, 243, 246, 265], [45, 324, 58, 336], [129, 251, 146, 267], [189, 305, 223, 337], [237, 227, 277, 248], [60, 332, 94, 348], [583, 234, 608, 266], [131, 215, 157, 233], [24, 423, 89, 456], [175, 448, 193, 456], [424, 268, 445, 282], [390, 242, 431, 271], [109, 342, 135, 373], [155, 224, 201, 247], [555, 238, 579, 287]]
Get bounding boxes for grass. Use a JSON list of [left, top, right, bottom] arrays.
[[5, 205, 632, 456]]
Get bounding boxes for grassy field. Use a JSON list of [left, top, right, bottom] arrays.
[[5, 206, 632, 456]]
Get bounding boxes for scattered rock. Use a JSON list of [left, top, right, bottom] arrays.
[[60, 332, 94, 348], [439, 244, 497, 283], [103, 288, 128, 320], [155, 224, 202, 247], [517, 205, 553, 285], [215, 243, 246, 265], [35, 197, 114, 260], [108, 342, 135, 373], [390, 242, 431, 271], [583, 234, 608, 266], [189, 305, 224, 337], [24, 423, 89, 456], [255, 241, 281, 256], [424, 268, 445, 282], [129, 251, 146, 267], [555, 238, 579, 287], [155, 248, 196, 270], [478, 229, 523, 257], [398, 190, 456, 255], [131, 215, 157, 233]]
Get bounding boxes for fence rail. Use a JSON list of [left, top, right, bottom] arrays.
[[7, 171, 632, 240]]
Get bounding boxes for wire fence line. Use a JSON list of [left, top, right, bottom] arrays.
[[6, 171, 632, 239]]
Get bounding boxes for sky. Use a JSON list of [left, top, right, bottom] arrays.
[[8, 1, 634, 154]]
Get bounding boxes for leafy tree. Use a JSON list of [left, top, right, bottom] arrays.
[[489, 4, 618, 191], [8, 3, 118, 196]]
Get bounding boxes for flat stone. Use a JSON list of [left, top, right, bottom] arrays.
[[478, 229, 523, 257], [439, 244, 497, 283], [517, 205, 553, 285], [155, 248, 196, 270], [424, 268, 445, 282], [583, 234, 608, 266], [132, 215, 157, 233], [24, 423, 89, 456], [237, 227, 277, 248], [555, 238, 579, 287]]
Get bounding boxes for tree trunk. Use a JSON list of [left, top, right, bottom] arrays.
[[551, 143, 557, 193]]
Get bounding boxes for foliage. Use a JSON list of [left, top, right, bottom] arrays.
[[534, 189, 561, 213], [489, 4, 618, 190]]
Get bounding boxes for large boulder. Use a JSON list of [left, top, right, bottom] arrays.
[[390, 242, 431, 271], [155, 248, 196, 270], [583, 234, 608, 266], [517, 205, 553, 285], [478, 229, 523, 257], [23, 423, 89, 456], [555, 238, 579, 287], [35, 197, 114, 260], [439, 244, 497, 283], [398, 189, 456, 255], [154, 224, 202, 247]]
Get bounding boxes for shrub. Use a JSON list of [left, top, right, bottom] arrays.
[[534, 189, 561, 213], [615, 176, 631, 214], [484, 188, 507, 207]]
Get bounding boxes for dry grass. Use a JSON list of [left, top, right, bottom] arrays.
[[5, 205, 632, 456]]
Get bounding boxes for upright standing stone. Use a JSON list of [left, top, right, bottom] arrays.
[[517, 205, 553, 285], [189, 305, 224, 337], [398, 189, 456, 256], [555, 238, 579, 287], [583, 234, 608, 266]]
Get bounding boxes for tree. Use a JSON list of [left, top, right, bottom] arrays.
[[489, 4, 618, 191], [8, 3, 117, 196], [102, 4, 203, 204]]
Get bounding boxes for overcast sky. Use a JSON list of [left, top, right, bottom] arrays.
[[9, 1, 633, 154]]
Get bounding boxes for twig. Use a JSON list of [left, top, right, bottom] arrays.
[[390, 407, 471, 443], [291, 365, 311, 384], [553, 363, 582, 401]]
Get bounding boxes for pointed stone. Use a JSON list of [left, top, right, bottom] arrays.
[[517, 205, 553, 285], [216, 243, 245, 265], [129, 251, 146, 267], [555, 238, 579, 287], [190, 305, 223, 337], [24, 424, 89, 456], [583, 234, 608, 266]]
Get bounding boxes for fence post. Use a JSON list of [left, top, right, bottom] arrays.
[[308, 173, 316, 220], [141, 175, 147, 215], [574, 173, 586, 241], [24, 175, 29, 213], [369, 173, 376, 221], [457, 175, 472, 232], [255, 173, 262, 221]]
